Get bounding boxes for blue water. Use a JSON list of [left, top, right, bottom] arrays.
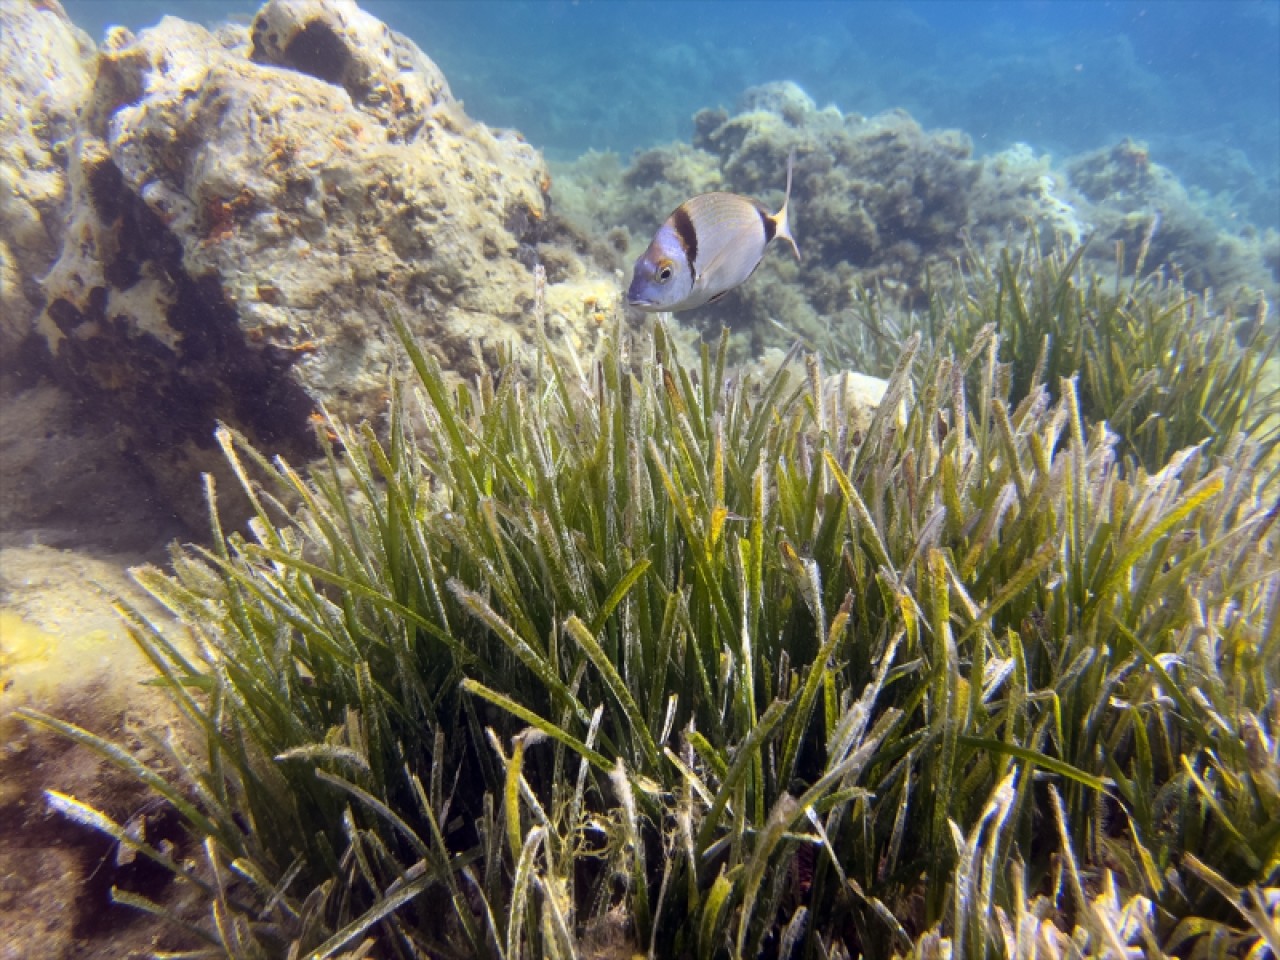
[[63, 0, 1280, 228]]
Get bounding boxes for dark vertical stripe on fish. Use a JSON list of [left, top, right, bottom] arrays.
[[671, 205, 699, 270], [759, 205, 777, 243]]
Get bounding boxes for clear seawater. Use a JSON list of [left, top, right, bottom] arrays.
[[61, 0, 1280, 230]]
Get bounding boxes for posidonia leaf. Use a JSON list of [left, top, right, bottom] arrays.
[[588, 557, 652, 637], [1095, 472, 1224, 600], [460, 679, 612, 774], [699, 871, 735, 959], [565, 615, 661, 769], [696, 698, 791, 853], [310, 869, 439, 960], [956, 737, 1108, 792], [450, 580, 588, 725]]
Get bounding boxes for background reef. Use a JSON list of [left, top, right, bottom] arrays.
[[555, 81, 1278, 365]]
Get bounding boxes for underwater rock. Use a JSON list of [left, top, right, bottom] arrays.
[[971, 143, 1090, 249], [23, 0, 615, 528], [0, 0, 94, 368], [737, 80, 820, 128], [247, 0, 451, 140], [824, 369, 891, 429]]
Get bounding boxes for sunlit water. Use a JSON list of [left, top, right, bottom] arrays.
[[62, 0, 1280, 229]]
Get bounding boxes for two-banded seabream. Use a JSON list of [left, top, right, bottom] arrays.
[[627, 152, 799, 312]]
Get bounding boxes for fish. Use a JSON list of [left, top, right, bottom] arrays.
[[627, 152, 799, 312]]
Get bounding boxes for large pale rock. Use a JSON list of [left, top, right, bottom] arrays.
[[1066, 138, 1277, 298], [0, 0, 94, 363], [30, 0, 616, 527]]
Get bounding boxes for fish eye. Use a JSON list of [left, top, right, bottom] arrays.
[[655, 260, 673, 283]]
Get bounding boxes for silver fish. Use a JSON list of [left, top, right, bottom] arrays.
[[627, 152, 799, 312]]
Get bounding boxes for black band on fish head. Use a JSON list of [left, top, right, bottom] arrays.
[[671, 205, 699, 271]]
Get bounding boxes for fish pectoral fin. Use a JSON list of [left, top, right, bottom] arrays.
[[708, 290, 731, 304]]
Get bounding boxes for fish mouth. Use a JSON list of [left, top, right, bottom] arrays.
[[627, 296, 657, 308]]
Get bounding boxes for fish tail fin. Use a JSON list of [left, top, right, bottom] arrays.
[[774, 149, 800, 261]]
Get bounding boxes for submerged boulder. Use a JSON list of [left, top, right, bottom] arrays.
[[19, 0, 615, 527], [0, 0, 94, 368]]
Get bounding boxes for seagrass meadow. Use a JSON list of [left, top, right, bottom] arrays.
[[20, 246, 1280, 959]]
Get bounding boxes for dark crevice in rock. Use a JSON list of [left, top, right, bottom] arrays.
[[85, 153, 183, 290], [0, 333, 53, 386], [51, 277, 319, 462], [85, 152, 128, 223], [168, 273, 320, 451], [48, 289, 98, 335], [278, 18, 351, 87], [51, 161, 319, 472]]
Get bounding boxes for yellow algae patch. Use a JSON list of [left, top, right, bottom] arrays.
[[0, 611, 115, 722], [0, 607, 144, 811], [0, 546, 181, 805], [0, 612, 54, 688]]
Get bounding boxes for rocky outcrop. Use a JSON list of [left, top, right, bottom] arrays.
[[0, 0, 94, 368], [10, 0, 616, 528]]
